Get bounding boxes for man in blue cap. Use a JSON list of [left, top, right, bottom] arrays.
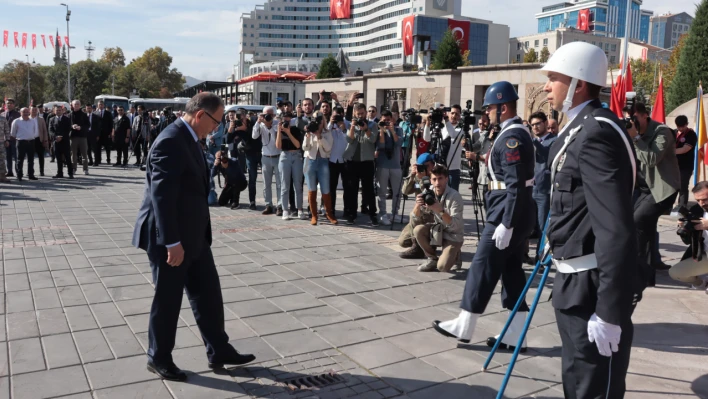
[[432, 81, 536, 350], [398, 152, 436, 259]]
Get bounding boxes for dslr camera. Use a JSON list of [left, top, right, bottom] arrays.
[[353, 117, 367, 127], [677, 204, 706, 261], [260, 113, 273, 123], [623, 92, 638, 130], [280, 119, 290, 129], [332, 114, 344, 124], [420, 176, 436, 206]]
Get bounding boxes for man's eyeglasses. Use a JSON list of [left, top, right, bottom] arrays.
[[203, 110, 221, 126]]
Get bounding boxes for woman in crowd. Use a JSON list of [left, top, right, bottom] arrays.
[[303, 114, 337, 225]]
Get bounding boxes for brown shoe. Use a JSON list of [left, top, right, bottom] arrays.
[[308, 191, 318, 226], [262, 205, 274, 215], [399, 241, 426, 259], [322, 193, 338, 225]]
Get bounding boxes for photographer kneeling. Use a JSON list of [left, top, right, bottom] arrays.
[[670, 181, 708, 292], [398, 153, 436, 257], [211, 150, 248, 210], [410, 164, 464, 272]]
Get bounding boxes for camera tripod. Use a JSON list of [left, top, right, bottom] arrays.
[[392, 125, 417, 230], [468, 163, 486, 239]]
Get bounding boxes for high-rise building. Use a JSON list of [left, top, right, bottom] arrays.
[[237, 0, 508, 79], [535, 0, 653, 43], [649, 12, 693, 49]]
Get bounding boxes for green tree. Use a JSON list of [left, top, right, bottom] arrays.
[[99, 47, 126, 70], [662, 34, 687, 105], [133, 69, 162, 98], [539, 47, 550, 63], [523, 48, 538, 63], [60, 45, 67, 64], [461, 50, 472, 67], [668, 0, 708, 112], [629, 58, 658, 106], [44, 63, 69, 101], [316, 54, 342, 79], [129, 47, 184, 95], [72, 60, 111, 106], [0, 60, 47, 107], [430, 30, 463, 70]]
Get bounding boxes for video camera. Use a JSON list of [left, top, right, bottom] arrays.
[[459, 100, 481, 134], [429, 107, 450, 125], [420, 176, 436, 206], [402, 108, 422, 125], [677, 204, 706, 261], [623, 92, 638, 130]]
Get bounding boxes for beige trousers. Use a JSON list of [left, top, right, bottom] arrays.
[[669, 257, 708, 286], [413, 224, 463, 272]]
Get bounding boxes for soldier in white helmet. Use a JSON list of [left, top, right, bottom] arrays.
[[541, 42, 641, 398]]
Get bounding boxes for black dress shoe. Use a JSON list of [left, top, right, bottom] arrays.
[[147, 361, 187, 381], [486, 336, 527, 353], [52, 174, 64, 179], [653, 262, 672, 271], [208, 352, 256, 369], [431, 320, 469, 343]]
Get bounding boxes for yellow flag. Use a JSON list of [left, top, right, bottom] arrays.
[[695, 84, 707, 184]]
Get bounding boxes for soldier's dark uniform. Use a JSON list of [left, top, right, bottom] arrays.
[[547, 98, 640, 398]]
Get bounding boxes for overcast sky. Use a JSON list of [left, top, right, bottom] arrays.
[[0, 0, 697, 83]]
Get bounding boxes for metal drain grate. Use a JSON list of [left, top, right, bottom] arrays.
[[282, 371, 345, 392]]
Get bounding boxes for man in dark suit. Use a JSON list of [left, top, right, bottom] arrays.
[[132, 93, 255, 382], [95, 101, 113, 165], [112, 106, 131, 166], [85, 103, 100, 166]]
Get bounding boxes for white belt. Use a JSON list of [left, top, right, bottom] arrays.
[[552, 253, 598, 274], [488, 178, 534, 191]]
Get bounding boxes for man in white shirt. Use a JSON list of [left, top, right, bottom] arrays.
[[252, 106, 282, 215], [10, 107, 39, 181], [423, 105, 464, 191]]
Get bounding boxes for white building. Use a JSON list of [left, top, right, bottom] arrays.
[[510, 27, 621, 65]]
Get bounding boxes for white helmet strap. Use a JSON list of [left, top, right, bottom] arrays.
[[562, 78, 579, 114]]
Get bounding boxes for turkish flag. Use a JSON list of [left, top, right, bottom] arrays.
[[49, 35, 54, 48], [651, 72, 665, 124], [14, 32, 19, 48], [329, 0, 351, 20], [625, 62, 633, 92], [64, 36, 69, 47], [21, 33, 27, 48], [41, 34, 46, 48], [402, 15, 415, 56], [577, 9, 590, 32], [2, 31, 7, 47], [448, 19, 470, 53], [31, 34, 36, 49], [57, 36, 62, 47]]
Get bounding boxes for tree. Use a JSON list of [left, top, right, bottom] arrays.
[[129, 47, 184, 94], [629, 58, 658, 106], [430, 30, 463, 70], [133, 69, 162, 98], [99, 47, 126, 70], [461, 50, 472, 67], [524, 48, 538, 63], [316, 55, 342, 79], [0, 60, 47, 107], [60, 45, 67, 64], [667, 0, 708, 112], [539, 47, 550, 63], [72, 60, 111, 106], [662, 34, 687, 109]]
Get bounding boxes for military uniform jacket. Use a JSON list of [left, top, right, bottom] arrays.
[[485, 117, 535, 233], [546, 99, 639, 326]]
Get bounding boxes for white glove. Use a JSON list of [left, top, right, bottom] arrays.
[[491, 224, 513, 250], [587, 313, 621, 357]]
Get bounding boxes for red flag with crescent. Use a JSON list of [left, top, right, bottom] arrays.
[[49, 35, 54, 48], [448, 19, 470, 53], [402, 15, 415, 56], [57, 36, 63, 47], [41, 34, 46, 48], [64, 36, 69, 47], [14, 32, 19, 48], [329, 0, 351, 20], [31, 34, 36, 49], [21, 33, 27, 48], [577, 9, 590, 32], [2, 31, 7, 47]]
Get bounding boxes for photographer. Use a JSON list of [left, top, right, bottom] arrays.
[[376, 110, 404, 226], [399, 153, 436, 258], [423, 104, 464, 191], [410, 164, 464, 272], [343, 103, 380, 226], [465, 114, 493, 209], [224, 109, 248, 172], [232, 109, 260, 210], [211, 150, 247, 209], [670, 181, 708, 291], [131, 105, 151, 167], [629, 102, 681, 286], [206, 112, 226, 157], [303, 111, 337, 225], [276, 112, 306, 220], [328, 107, 350, 216]]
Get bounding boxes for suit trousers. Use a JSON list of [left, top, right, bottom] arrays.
[[70, 137, 89, 172], [218, 183, 241, 206], [555, 306, 634, 399], [344, 160, 376, 220], [633, 190, 678, 287], [133, 137, 145, 164], [55, 140, 72, 177], [678, 168, 693, 208], [147, 245, 232, 365], [6, 141, 16, 175], [113, 137, 129, 165], [460, 222, 530, 314], [329, 161, 346, 215], [245, 153, 261, 204], [96, 135, 112, 164], [34, 138, 46, 175], [16, 140, 35, 178], [86, 134, 96, 163]]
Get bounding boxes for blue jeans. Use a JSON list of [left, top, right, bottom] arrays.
[[261, 154, 281, 207], [280, 151, 304, 210], [245, 153, 261, 204], [533, 191, 550, 234], [305, 157, 330, 194], [449, 168, 460, 191]]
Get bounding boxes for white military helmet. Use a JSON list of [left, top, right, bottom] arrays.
[[541, 41, 608, 112]]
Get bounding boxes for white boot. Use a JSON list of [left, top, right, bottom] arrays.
[[434, 310, 480, 342], [488, 312, 528, 350]]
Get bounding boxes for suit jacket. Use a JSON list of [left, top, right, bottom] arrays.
[[546, 99, 638, 325], [532, 133, 558, 195], [86, 112, 100, 138], [132, 118, 212, 261], [634, 119, 681, 203], [50, 114, 72, 142], [34, 117, 49, 143], [94, 109, 113, 137]]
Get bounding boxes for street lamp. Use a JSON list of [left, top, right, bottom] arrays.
[[60, 3, 71, 101]]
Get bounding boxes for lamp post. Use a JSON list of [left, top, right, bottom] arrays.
[[25, 55, 31, 106], [60, 3, 71, 101]]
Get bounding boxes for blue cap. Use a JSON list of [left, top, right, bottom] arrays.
[[416, 153, 434, 165]]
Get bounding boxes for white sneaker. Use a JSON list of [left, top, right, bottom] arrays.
[[282, 211, 291, 220], [380, 214, 392, 226], [298, 210, 308, 220], [84, 170, 89, 175]]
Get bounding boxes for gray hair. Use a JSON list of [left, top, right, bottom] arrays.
[[72, 100, 81, 106], [263, 106, 276, 115], [185, 93, 223, 116]]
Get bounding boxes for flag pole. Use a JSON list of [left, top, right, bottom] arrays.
[[694, 82, 703, 185]]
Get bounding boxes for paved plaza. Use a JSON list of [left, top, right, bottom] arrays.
[[0, 159, 706, 399]]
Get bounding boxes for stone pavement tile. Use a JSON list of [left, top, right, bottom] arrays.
[[230, 336, 281, 365], [407, 380, 485, 399], [82, 282, 114, 304], [283, 263, 324, 279], [224, 319, 257, 341], [6, 289, 35, 313], [7, 311, 39, 340], [125, 312, 186, 335], [319, 296, 373, 320], [94, 264, 142, 278], [358, 291, 414, 313], [101, 274, 150, 288], [225, 298, 282, 319], [289, 278, 336, 298], [340, 294, 391, 316], [85, 355, 158, 390], [387, 329, 459, 358], [12, 365, 90, 398], [74, 329, 115, 363], [420, 349, 489, 379], [218, 275, 245, 289], [357, 314, 422, 338], [43, 333, 81, 368], [0, 316, 5, 342], [93, 380, 172, 399], [114, 297, 153, 316], [461, 368, 549, 399], [250, 282, 304, 298], [35, 307, 68, 337], [5, 273, 30, 292], [339, 339, 413, 369], [263, 329, 332, 357], [290, 305, 350, 328], [308, 277, 354, 296], [0, 346, 6, 377], [33, 287, 62, 310], [377, 287, 429, 310], [52, 269, 79, 286], [527, 324, 563, 353], [3, 259, 27, 275], [103, 325, 145, 358], [398, 306, 457, 328], [509, 356, 563, 388], [26, 257, 49, 273], [90, 302, 127, 328], [343, 271, 391, 291], [47, 256, 72, 270], [242, 313, 306, 336], [313, 321, 379, 348], [66, 255, 93, 269], [522, 386, 565, 398], [372, 358, 453, 393], [9, 337, 45, 374], [165, 370, 249, 399], [221, 286, 263, 303], [136, 326, 202, 352], [221, 263, 264, 275], [65, 305, 99, 331], [323, 275, 371, 294], [107, 284, 155, 301], [264, 265, 303, 281], [62, 244, 85, 256], [58, 285, 88, 307], [28, 271, 55, 289]]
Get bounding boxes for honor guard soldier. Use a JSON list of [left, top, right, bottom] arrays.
[[542, 42, 640, 398], [432, 81, 537, 350]]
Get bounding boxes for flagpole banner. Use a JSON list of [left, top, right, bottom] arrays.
[[41, 34, 46, 48], [31, 33, 36, 49], [651, 72, 665, 124], [2, 31, 7, 47], [329, 0, 351, 19], [694, 85, 706, 184], [13, 32, 19, 48], [64, 36, 69, 47], [402, 15, 415, 57], [21, 33, 27, 49], [577, 9, 590, 32], [57, 36, 63, 47], [50, 35, 54, 48]]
